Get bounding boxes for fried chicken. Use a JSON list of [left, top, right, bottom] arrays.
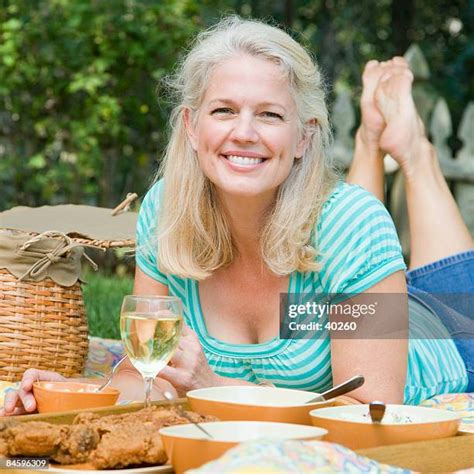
[[53, 424, 100, 464], [73, 406, 215, 432], [8, 421, 62, 457], [1, 406, 217, 469], [160, 408, 217, 427], [73, 406, 158, 429], [72, 412, 101, 426], [1, 421, 99, 464], [0, 420, 15, 457], [90, 420, 167, 469], [74, 406, 214, 469]]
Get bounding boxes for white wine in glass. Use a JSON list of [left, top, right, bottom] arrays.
[[120, 295, 183, 407]]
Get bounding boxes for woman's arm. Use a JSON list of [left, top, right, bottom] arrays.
[[133, 265, 169, 296], [330, 270, 408, 404]]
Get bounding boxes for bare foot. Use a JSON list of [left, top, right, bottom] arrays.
[[374, 59, 427, 175], [358, 60, 388, 155]]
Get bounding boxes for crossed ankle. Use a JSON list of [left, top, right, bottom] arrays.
[[355, 128, 384, 160], [401, 139, 437, 183]]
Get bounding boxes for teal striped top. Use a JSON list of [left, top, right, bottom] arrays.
[[136, 180, 467, 404]]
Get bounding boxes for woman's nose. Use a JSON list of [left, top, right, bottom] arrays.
[[230, 115, 259, 143]]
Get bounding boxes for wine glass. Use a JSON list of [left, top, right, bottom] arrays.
[[120, 295, 183, 408]]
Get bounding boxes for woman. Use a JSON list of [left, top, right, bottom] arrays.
[[3, 17, 472, 415]]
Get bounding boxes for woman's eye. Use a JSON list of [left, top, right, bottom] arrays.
[[211, 107, 233, 115], [261, 111, 283, 120]]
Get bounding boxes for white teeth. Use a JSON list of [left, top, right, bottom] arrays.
[[226, 155, 264, 166]]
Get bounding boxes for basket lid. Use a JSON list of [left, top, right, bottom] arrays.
[[0, 204, 137, 242], [0, 231, 86, 286]]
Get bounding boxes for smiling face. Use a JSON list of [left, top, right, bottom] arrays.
[[184, 55, 306, 201]]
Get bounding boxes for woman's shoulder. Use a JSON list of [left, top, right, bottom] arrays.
[[141, 179, 164, 211], [321, 180, 378, 212], [136, 179, 164, 239], [317, 181, 388, 232], [312, 180, 405, 293]]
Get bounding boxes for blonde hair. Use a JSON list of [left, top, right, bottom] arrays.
[[154, 16, 338, 279]]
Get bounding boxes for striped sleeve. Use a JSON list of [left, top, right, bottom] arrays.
[[404, 298, 468, 404], [135, 180, 169, 286], [316, 182, 407, 294]]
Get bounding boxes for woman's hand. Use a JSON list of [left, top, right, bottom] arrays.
[[159, 325, 221, 396], [111, 356, 178, 401], [1, 369, 66, 416]]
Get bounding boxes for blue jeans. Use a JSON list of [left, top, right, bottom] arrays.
[[406, 250, 474, 392]]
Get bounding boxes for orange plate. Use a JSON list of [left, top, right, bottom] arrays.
[[33, 381, 120, 414]]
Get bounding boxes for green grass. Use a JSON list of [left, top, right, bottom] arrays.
[[82, 271, 134, 339]]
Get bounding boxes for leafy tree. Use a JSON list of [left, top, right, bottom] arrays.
[[199, 0, 472, 131], [1, 0, 471, 210], [0, 0, 198, 210]]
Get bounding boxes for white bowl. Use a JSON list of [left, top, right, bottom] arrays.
[[187, 386, 335, 425], [159, 421, 327, 473]]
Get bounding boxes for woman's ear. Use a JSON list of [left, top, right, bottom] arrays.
[[295, 118, 317, 158], [183, 107, 198, 151]]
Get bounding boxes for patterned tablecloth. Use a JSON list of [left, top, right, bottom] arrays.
[[82, 336, 125, 378], [188, 439, 411, 473], [420, 392, 474, 433]]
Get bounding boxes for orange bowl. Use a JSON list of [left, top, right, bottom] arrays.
[[33, 381, 120, 413], [187, 386, 335, 425], [310, 404, 461, 450], [159, 421, 327, 474]]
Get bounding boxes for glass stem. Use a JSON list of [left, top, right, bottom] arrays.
[[144, 376, 154, 408]]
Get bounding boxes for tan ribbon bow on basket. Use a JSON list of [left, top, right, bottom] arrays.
[[17, 231, 101, 282]]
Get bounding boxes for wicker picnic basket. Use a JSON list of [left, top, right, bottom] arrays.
[[0, 197, 137, 382]]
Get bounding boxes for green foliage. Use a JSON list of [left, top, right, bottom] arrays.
[[198, 0, 472, 131], [0, 0, 199, 210], [82, 271, 134, 339], [1, 0, 471, 213]]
